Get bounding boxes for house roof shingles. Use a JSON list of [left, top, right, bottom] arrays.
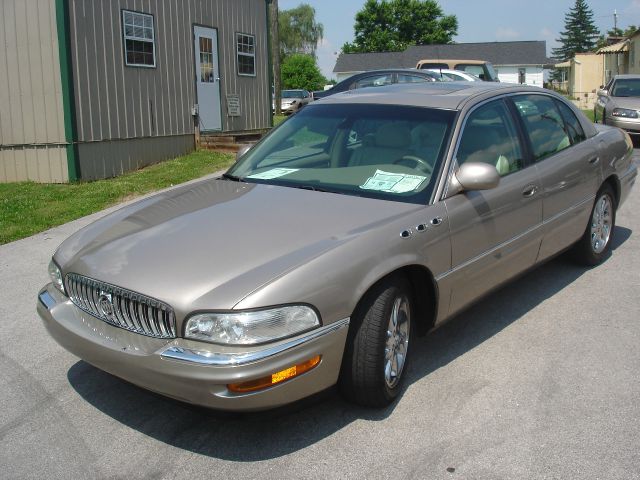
[[334, 41, 555, 73]]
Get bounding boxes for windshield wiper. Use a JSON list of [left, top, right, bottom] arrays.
[[221, 173, 246, 182], [287, 184, 357, 196]]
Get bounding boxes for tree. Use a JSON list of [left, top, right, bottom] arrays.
[[342, 0, 457, 53], [552, 0, 599, 61], [281, 54, 326, 91], [596, 25, 638, 49], [279, 3, 324, 58], [270, 0, 282, 115]]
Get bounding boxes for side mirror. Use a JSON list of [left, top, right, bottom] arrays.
[[236, 144, 252, 161], [597, 88, 608, 97], [447, 162, 500, 197]]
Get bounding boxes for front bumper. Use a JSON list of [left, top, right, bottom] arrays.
[[281, 103, 299, 114], [37, 284, 349, 411], [606, 116, 640, 134]]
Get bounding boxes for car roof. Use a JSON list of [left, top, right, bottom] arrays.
[[417, 59, 489, 65], [427, 68, 476, 77], [315, 81, 544, 110], [613, 74, 640, 80], [344, 68, 437, 79]]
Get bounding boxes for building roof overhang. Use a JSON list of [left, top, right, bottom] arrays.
[[597, 40, 630, 55]]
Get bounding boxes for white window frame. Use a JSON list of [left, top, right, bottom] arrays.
[[122, 10, 156, 68], [236, 32, 256, 77]]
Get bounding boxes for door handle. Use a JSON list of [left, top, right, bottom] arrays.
[[522, 185, 538, 197], [588, 156, 600, 165]]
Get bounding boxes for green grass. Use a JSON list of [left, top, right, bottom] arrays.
[[581, 109, 595, 122], [274, 114, 287, 126], [0, 150, 234, 245]]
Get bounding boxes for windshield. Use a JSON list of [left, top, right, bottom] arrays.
[[282, 90, 304, 98], [611, 79, 640, 97], [227, 104, 456, 204]]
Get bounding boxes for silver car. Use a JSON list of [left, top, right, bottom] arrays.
[[38, 82, 637, 411], [278, 89, 311, 114], [595, 74, 640, 134]]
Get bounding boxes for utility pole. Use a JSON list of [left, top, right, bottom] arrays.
[[614, 9, 618, 32], [270, 0, 282, 115]]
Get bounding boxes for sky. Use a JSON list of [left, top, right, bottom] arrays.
[[278, 0, 640, 79]]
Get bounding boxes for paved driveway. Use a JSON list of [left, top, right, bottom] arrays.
[[1, 164, 639, 479]]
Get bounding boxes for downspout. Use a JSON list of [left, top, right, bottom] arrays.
[[265, 0, 274, 127], [55, 0, 80, 181]]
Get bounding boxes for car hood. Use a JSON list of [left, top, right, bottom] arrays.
[[55, 178, 420, 316], [608, 96, 640, 110]]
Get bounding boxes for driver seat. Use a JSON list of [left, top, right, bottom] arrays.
[[349, 123, 413, 167]]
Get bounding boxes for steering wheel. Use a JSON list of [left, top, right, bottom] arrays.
[[393, 155, 433, 174]]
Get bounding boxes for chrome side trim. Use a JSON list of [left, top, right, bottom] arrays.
[[39, 290, 57, 310], [160, 317, 350, 366], [436, 194, 596, 281]]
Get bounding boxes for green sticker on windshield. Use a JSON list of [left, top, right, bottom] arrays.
[[247, 168, 299, 180], [360, 170, 426, 193]]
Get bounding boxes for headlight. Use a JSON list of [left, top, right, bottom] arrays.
[[184, 305, 320, 345], [612, 108, 639, 119], [48, 259, 66, 295]]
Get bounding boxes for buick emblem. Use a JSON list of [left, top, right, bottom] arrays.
[[98, 292, 115, 319]]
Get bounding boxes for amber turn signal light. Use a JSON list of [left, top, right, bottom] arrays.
[[228, 355, 321, 393]]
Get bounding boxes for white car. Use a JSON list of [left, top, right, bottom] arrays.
[[277, 89, 312, 114], [427, 68, 482, 82]]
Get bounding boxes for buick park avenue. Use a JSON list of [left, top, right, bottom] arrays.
[[38, 83, 637, 410]]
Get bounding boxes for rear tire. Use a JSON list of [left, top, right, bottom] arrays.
[[572, 184, 616, 266], [339, 276, 413, 407]]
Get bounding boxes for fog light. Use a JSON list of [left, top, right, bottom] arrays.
[[227, 355, 321, 393]]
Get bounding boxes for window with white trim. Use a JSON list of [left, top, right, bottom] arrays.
[[122, 10, 155, 67], [236, 33, 256, 76]]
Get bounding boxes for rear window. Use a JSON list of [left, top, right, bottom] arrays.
[[419, 63, 447, 70]]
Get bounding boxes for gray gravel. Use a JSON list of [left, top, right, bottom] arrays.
[[1, 164, 639, 480]]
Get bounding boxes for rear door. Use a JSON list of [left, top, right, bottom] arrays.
[[510, 94, 599, 260], [442, 98, 543, 316]]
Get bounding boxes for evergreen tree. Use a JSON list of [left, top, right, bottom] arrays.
[[552, 0, 600, 61]]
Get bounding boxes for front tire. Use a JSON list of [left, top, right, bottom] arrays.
[[572, 184, 616, 266], [339, 276, 413, 407]]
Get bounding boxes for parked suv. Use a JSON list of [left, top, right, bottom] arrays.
[[416, 59, 498, 82]]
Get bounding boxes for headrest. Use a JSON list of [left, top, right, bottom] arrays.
[[376, 123, 411, 148]]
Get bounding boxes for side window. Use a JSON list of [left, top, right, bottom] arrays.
[[236, 33, 256, 76], [455, 64, 484, 77], [513, 95, 571, 161], [554, 100, 586, 145], [457, 100, 524, 176], [353, 74, 393, 89], [397, 74, 431, 84], [122, 10, 156, 67]]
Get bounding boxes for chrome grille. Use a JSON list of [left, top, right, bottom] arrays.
[[65, 273, 176, 339]]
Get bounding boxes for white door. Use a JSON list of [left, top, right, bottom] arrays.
[[194, 26, 222, 131]]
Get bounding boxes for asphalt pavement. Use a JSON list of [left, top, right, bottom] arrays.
[[1, 159, 639, 480]]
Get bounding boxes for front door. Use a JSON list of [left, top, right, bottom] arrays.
[[194, 26, 222, 131], [442, 98, 543, 316]]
